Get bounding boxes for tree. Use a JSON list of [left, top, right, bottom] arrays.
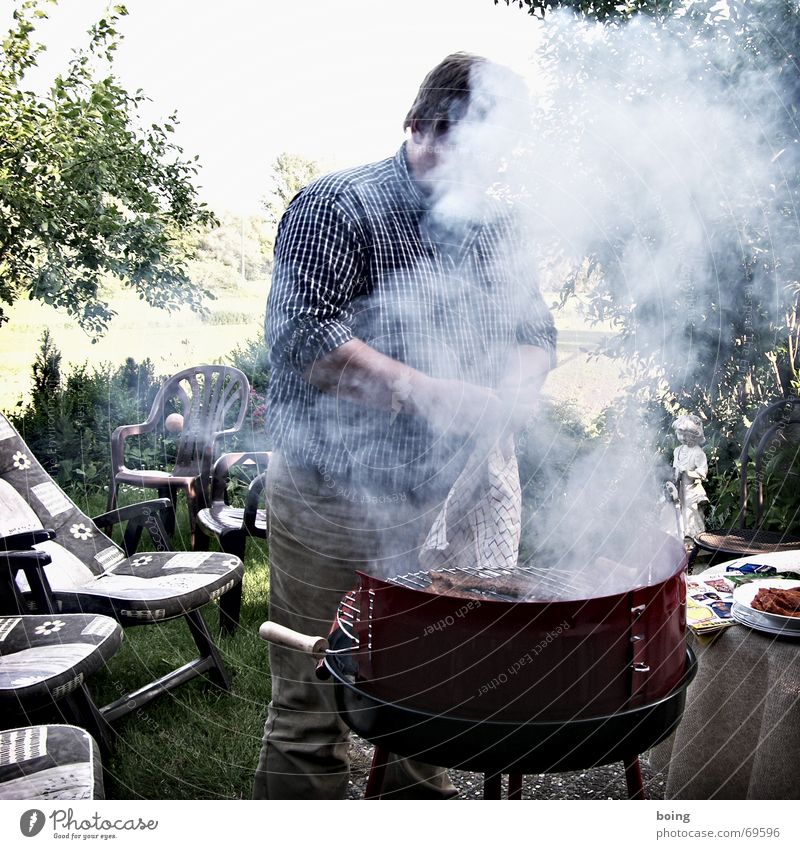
[[260, 152, 321, 260], [495, 0, 800, 428], [262, 152, 321, 228], [496, 0, 678, 19], [489, 0, 800, 529], [0, 1, 217, 337], [191, 212, 272, 285]]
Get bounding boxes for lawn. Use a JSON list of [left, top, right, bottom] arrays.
[[73, 492, 272, 800], [0, 275, 270, 411]]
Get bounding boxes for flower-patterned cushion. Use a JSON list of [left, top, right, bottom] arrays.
[[0, 725, 103, 800], [0, 414, 244, 623], [0, 615, 122, 706], [35, 551, 244, 622]]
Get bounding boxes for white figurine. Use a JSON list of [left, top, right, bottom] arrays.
[[671, 414, 709, 540]]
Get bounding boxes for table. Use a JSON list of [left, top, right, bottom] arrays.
[[649, 551, 800, 799]]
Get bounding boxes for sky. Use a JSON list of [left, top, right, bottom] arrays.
[[16, 0, 543, 213]]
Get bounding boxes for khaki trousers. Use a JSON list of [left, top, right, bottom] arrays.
[[252, 454, 456, 799]]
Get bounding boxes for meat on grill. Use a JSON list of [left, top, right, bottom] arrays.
[[425, 570, 533, 600], [751, 586, 800, 617]]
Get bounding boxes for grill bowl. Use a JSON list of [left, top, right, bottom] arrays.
[[347, 532, 687, 721], [326, 636, 697, 774]]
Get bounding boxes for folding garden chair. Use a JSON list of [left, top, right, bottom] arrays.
[[194, 451, 270, 632], [0, 412, 243, 725], [0, 604, 122, 753], [0, 725, 106, 800]]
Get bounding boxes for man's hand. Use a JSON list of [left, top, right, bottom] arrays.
[[496, 345, 551, 432], [304, 338, 551, 441], [412, 377, 510, 439]]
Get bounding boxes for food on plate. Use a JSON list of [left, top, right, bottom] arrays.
[[751, 586, 800, 617]]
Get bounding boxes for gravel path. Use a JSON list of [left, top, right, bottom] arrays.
[[345, 737, 667, 800]]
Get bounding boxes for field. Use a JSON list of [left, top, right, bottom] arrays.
[[0, 278, 626, 422], [0, 277, 269, 411]]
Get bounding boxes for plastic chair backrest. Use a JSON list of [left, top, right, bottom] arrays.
[[151, 365, 250, 480], [739, 397, 800, 527]]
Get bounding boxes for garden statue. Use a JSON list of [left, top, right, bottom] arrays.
[[670, 413, 709, 541]]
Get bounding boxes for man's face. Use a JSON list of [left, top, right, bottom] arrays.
[[410, 127, 459, 187]]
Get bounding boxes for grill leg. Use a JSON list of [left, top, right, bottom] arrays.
[[364, 747, 390, 799], [508, 772, 523, 800], [624, 756, 646, 800], [483, 772, 502, 800]]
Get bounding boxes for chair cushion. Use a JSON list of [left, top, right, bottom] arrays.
[[0, 615, 122, 705], [0, 418, 118, 578], [44, 551, 244, 622], [196, 505, 267, 537], [196, 505, 246, 536], [0, 725, 103, 800]]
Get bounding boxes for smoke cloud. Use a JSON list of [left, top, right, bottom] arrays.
[[419, 6, 799, 594]]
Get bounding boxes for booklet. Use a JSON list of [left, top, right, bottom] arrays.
[[688, 562, 800, 634], [686, 574, 736, 634]]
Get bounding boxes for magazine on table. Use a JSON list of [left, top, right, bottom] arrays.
[[687, 561, 800, 634]]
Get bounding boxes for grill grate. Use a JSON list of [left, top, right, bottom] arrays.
[[388, 562, 577, 601]]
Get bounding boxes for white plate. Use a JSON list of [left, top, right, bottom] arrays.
[[732, 602, 800, 638], [731, 579, 800, 628]]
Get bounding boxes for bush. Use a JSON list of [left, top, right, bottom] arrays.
[[219, 333, 271, 456], [8, 332, 162, 495]]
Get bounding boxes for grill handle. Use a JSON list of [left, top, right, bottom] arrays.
[[259, 621, 330, 660]]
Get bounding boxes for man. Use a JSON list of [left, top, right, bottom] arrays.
[[254, 52, 556, 799]]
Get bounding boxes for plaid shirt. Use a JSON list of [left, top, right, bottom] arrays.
[[265, 143, 556, 498]]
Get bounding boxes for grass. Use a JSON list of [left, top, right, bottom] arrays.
[[73, 492, 272, 800]]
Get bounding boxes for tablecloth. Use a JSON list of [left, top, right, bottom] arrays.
[[649, 552, 800, 799]]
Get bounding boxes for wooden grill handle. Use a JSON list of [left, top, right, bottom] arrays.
[[258, 621, 329, 660]]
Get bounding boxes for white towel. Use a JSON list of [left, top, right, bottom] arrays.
[[420, 435, 522, 572]]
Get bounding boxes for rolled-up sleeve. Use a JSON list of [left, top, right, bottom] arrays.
[[266, 191, 365, 373], [516, 289, 558, 369]]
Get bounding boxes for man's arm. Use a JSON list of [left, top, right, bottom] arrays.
[[305, 339, 555, 438], [305, 338, 508, 436], [269, 191, 554, 438], [496, 344, 553, 432]]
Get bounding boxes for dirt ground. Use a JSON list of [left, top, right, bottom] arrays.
[[345, 737, 666, 801]]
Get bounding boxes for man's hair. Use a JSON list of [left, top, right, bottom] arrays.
[[404, 52, 485, 138]]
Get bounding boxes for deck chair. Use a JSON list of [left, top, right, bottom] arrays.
[[194, 452, 270, 632], [691, 397, 800, 564], [0, 725, 105, 800], [0, 412, 243, 724], [0, 604, 122, 754], [106, 364, 250, 543]]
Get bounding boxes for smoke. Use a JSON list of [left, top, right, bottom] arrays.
[[418, 5, 799, 593], [265, 5, 800, 596]]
